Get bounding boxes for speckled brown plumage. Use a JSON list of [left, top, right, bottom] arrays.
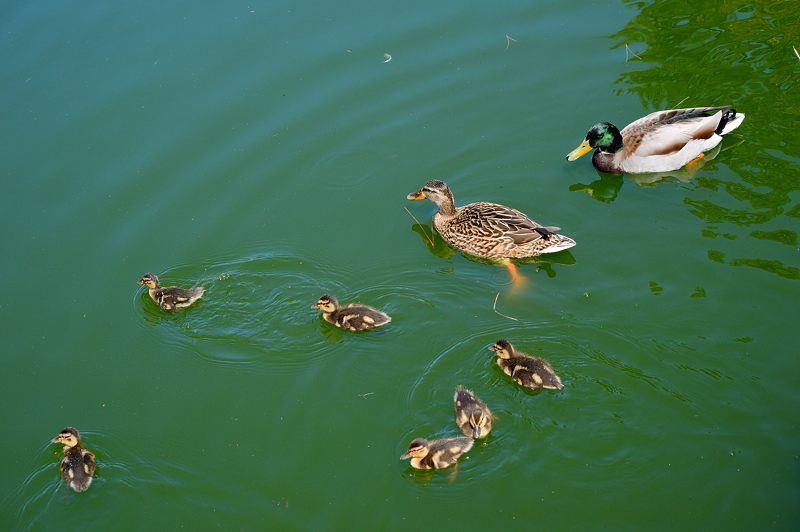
[[138, 273, 205, 311], [400, 436, 474, 470], [454, 385, 493, 439], [313, 294, 391, 332], [53, 427, 96, 493], [491, 339, 563, 391], [407, 180, 576, 259]]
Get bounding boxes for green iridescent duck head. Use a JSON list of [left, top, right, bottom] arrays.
[[566, 122, 624, 160]]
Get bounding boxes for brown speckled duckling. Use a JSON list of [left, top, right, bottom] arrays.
[[454, 385, 493, 439], [139, 273, 205, 311], [400, 436, 473, 470], [491, 339, 563, 390], [52, 427, 96, 493], [312, 294, 391, 331]]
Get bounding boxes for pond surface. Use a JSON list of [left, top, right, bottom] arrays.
[[1, 0, 798, 529]]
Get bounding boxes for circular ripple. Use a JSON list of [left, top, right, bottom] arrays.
[[398, 316, 708, 484], [8, 429, 118, 528], [132, 249, 355, 370]]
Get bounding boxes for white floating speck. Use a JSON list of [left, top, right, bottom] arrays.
[[383, 53, 392, 63]]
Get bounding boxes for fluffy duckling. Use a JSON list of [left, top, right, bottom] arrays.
[[52, 427, 96, 493], [490, 339, 564, 390], [454, 385, 493, 439], [566, 106, 745, 173], [312, 294, 391, 331], [138, 272, 205, 310], [400, 436, 474, 470]]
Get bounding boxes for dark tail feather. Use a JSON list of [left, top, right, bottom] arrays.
[[534, 227, 554, 240], [715, 109, 737, 135]]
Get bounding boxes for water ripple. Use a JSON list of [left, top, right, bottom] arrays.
[[132, 250, 351, 369]]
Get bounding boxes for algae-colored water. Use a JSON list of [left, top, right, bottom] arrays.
[[2, 0, 798, 529]]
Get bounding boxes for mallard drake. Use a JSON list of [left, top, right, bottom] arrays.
[[138, 273, 205, 310], [490, 339, 563, 390], [313, 294, 391, 331], [400, 436, 474, 470], [454, 385, 493, 439], [52, 427, 96, 493], [407, 180, 576, 284], [566, 106, 745, 174]]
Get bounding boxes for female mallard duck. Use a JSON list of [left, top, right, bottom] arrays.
[[490, 339, 563, 390], [454, 385, 493, 439], [52, 427, 96, 492], [138, 273, 205, 310], [407, 179, 575, 284], [400, 436, 474, 470], [566, 106, 745, 174], [313, 294, 391, 331]]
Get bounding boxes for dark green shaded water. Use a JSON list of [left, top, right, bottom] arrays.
[[1, 0, 798, 529]]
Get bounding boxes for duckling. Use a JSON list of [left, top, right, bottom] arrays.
[[138, 272, 205, 310], [52, 427, 96, 493], [312, 294, 391, 331], [566, 106, 745, 174], [400, 436, 474, 470], [454, 385, 493, 439], [490, 339, 563, 390]]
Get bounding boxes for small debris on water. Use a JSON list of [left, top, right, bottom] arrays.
[[625, 44, 643, 62]]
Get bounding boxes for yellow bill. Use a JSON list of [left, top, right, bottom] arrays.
[[406, 190, 425, 200], [566, 139, 593, 161]]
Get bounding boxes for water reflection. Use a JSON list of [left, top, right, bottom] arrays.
[[410, 223, 456, 260], [627, 143, 725, 186], [610, 0, 799, 279], [408, 223, 576, 279], [568, 115, 728, 201], [569, 174, 624, 203], [707, 250, 800, 280]]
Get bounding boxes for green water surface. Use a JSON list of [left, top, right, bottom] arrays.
[[1, 0, 798, 529]]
